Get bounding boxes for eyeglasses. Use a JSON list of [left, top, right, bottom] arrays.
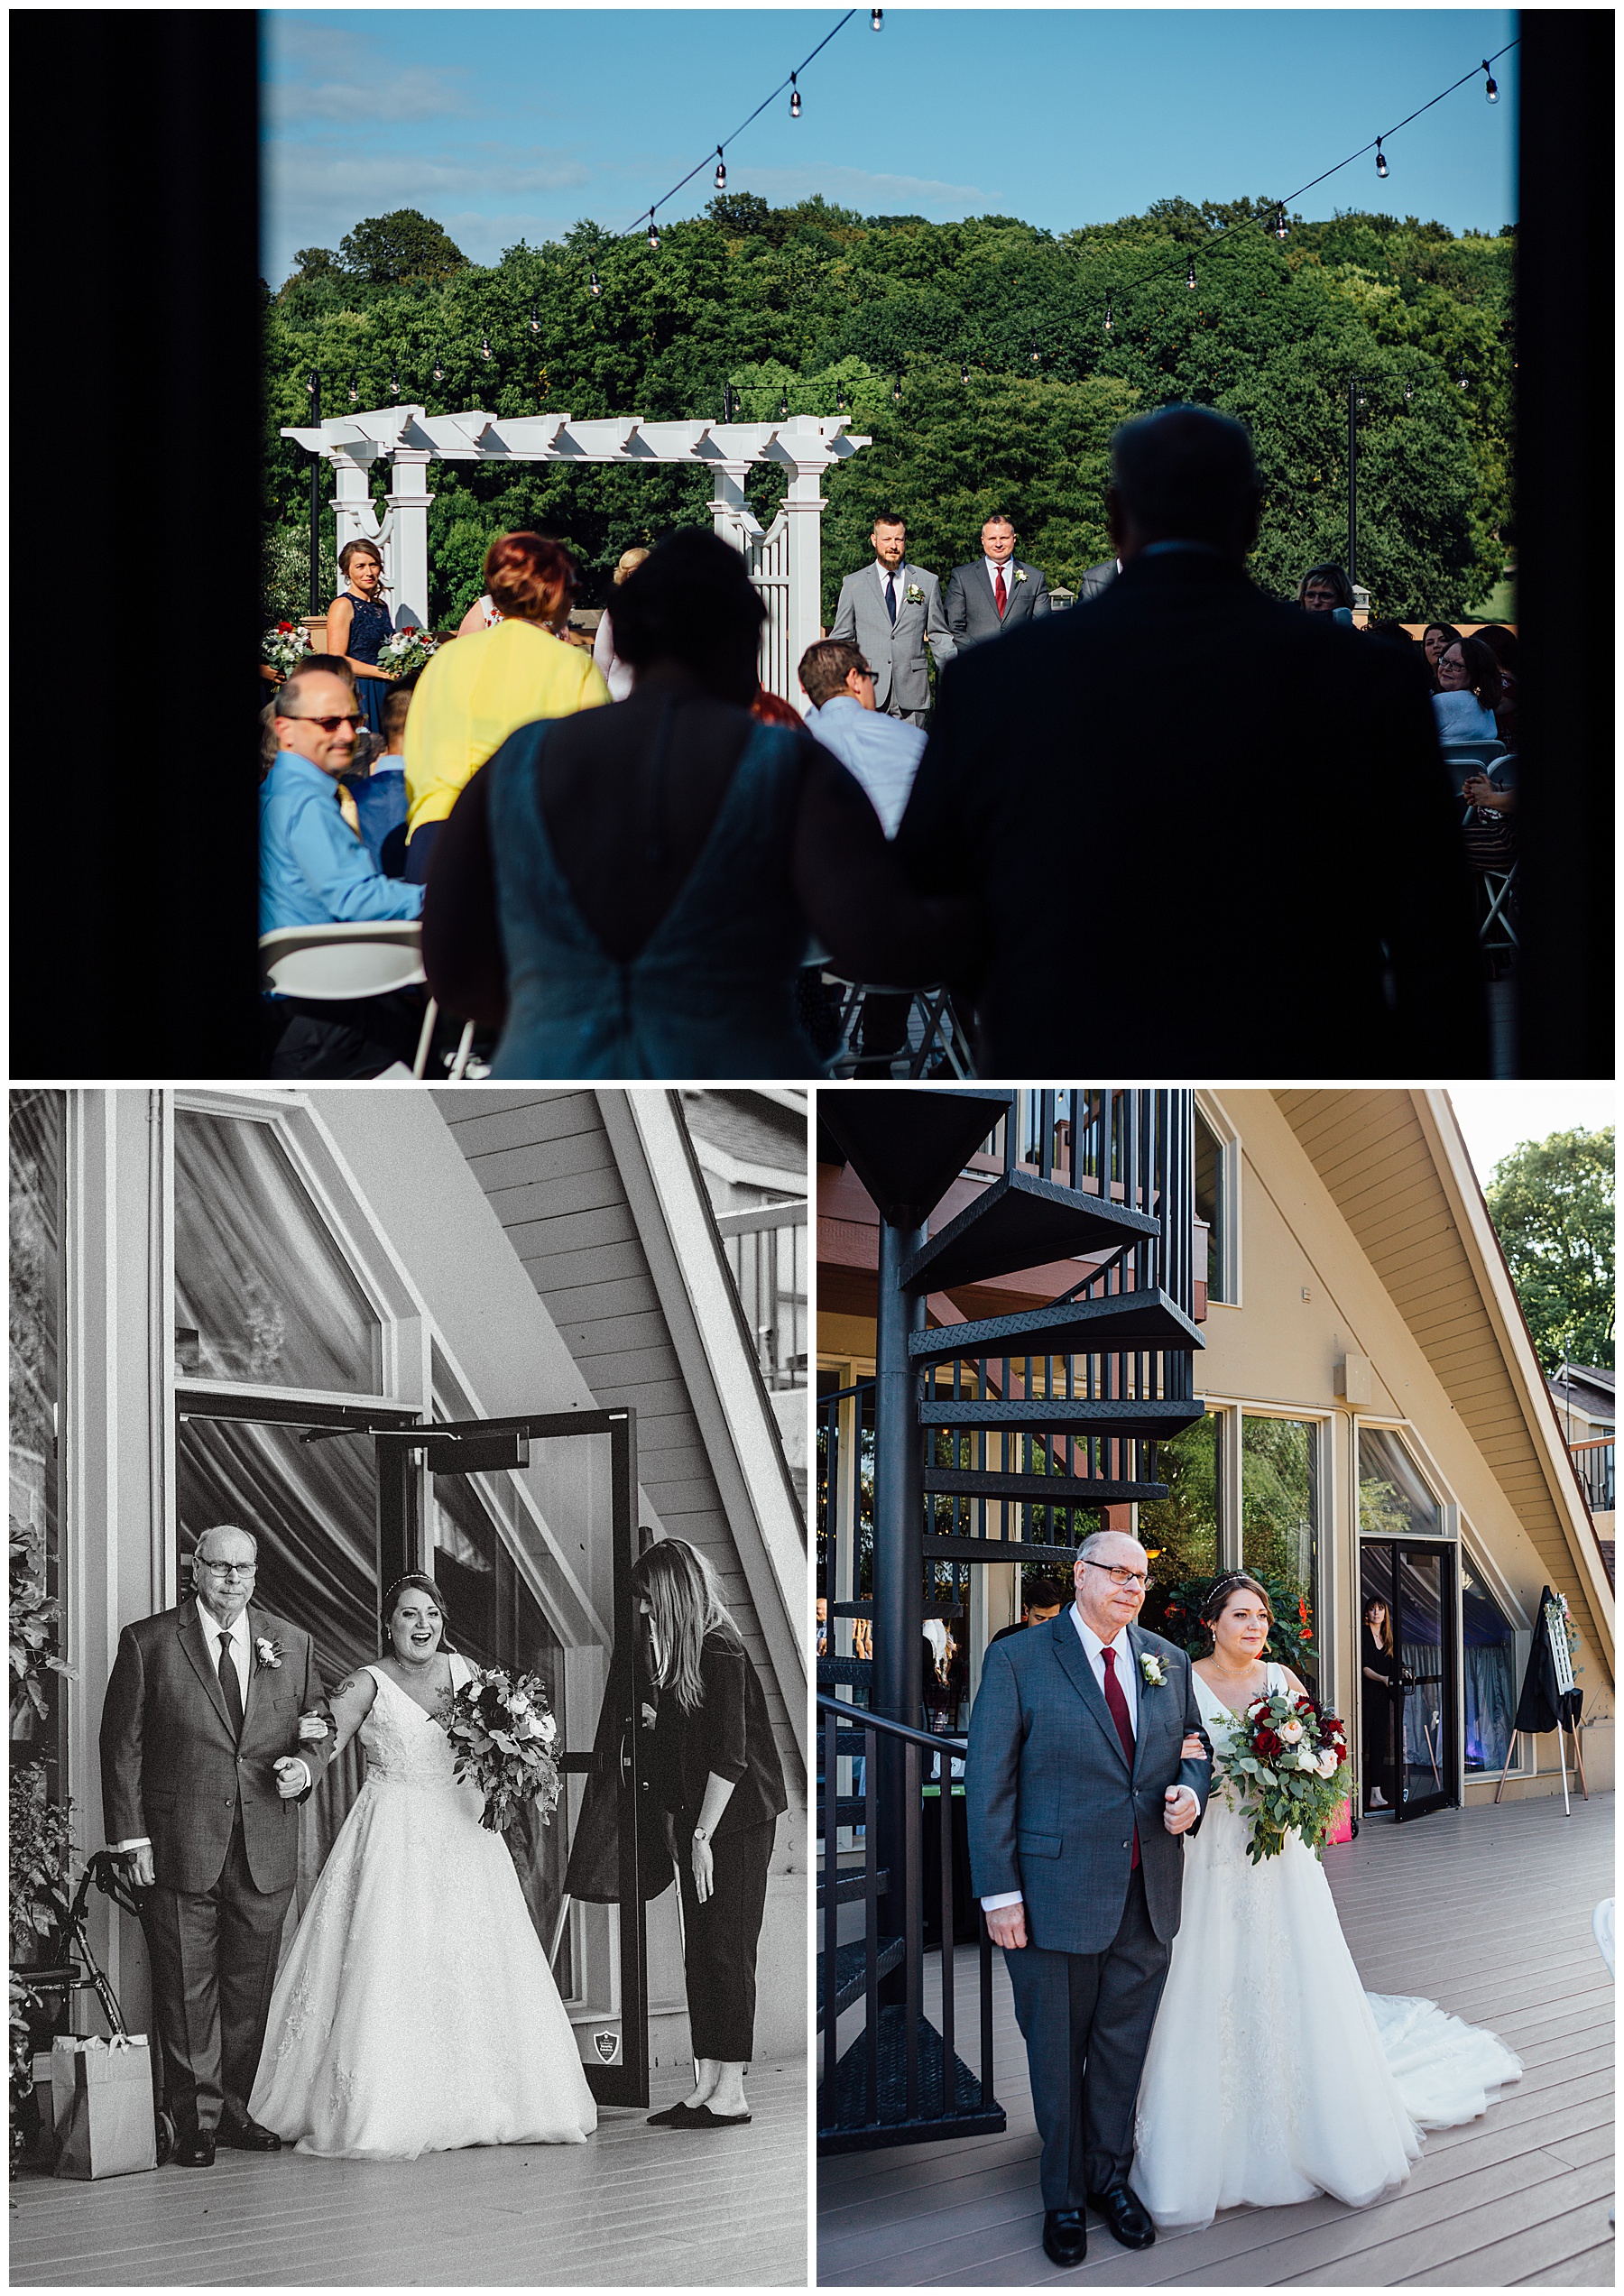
[[281, 712, 363, 732], [1083, 1560, 1151, 1591], [852, 666, 875, 681], [196, 1558, 257, 1579]]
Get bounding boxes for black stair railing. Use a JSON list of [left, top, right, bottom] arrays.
[[816, 1694, 1002, 2153]]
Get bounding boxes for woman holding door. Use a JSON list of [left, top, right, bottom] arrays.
[[1361, 1594, 1409, 1813], [634, 1539, 787, 2129]]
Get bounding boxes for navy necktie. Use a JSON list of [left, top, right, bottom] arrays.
[[885, 571, 897, 625], [1102, 1647, 1140, 1870], [217, 1630, 245, 1738]]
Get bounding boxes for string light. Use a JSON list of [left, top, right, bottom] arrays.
[[1273, 204, 1289, 241], [1404, 381, 1414, 401], [305, 370, 318, 398], [1375, 138, 1389, 179], [872, 7, 882, 24], [589, 267, 602, 297], [892, 373, 902, 402], [1481, 60, 1499, 102], [432, 353, 444, 383], [1029, 341, 1040, 364], [530, 303, 540, 335], [1103, 298, 1113, 332], [715, 148, 726, 192], [347, 374, 359, 403], [480, 334, 493, 362], [960, 358, 970, 383], [1186, 257, 1196, 289], [836, 385, 847, 413], [780, 390, 789, 418], [789, 72, 801, 117], [389, 369, 400, 400], [648, 214, 660, 251]]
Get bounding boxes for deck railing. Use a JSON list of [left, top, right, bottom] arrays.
[[715, 1200, 807, 1391], [1569, 1435, 1615, 1514]]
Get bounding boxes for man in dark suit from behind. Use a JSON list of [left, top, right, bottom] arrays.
[[99, 1525, 329, 2165], [895, 405, 1489, 1076]]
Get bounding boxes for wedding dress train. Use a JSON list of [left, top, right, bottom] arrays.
[[250, 1658, 596, 2160], [1131, 1663, 1519, 2228]]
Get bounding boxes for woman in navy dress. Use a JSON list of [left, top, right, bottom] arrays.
[[327, 539, 398, 738]]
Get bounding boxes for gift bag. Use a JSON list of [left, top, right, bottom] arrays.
[[52, 2035, 157, 2179], [1324, 1797, 1355, 1846]]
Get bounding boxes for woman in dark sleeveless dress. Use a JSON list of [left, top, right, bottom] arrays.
[[421, 529, 977, 1078], [327, 539, 398, 739]]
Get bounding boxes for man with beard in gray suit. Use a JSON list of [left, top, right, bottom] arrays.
[[968, 1528, 1211, 2267], [944, 514, 1051, 644], [828, 513, 955, 724]]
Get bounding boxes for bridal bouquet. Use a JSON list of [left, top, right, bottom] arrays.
[[376, 626, 440, 678], [439, 1666, 562, 1834], [262, 621, 311, 678], [1219, 1688, 1351, 1864]]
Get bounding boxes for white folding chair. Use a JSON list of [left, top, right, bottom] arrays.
[[821, 974, 976, 1079], [258, 920, 426, 1000]]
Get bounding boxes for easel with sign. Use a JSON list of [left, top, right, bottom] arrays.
[[1494, 1592, 1588, 1809]]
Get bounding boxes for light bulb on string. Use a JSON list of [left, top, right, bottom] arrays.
[[1375, 139, 1389, 180], [1029, 342, 1040, 365], [1273, 205, 1288, 242], [1103, 299, 1112, 333], [715, 149, 726, 193], [389, 370, 400, 401], [648, 214, 660, 252], [1481, 60, 1499, 102], [836, 386, 847, 413], [892, 373, 902, 403], [1404, 381, 1413, 402], [588, 267, 602, 298], [1186, 258, 1196, 290], [480, 335, 493, 363], [872, 7, 882, 25], [305, 369, 318, 398], [779, 391, 789, 419], [1458, 369, 1469, 391], [789, 73, 801, 118], [347, 374, 359, 403], [960, 358, 970, 384], [530, 303, 540, 335], [432, 353, 444, 383]]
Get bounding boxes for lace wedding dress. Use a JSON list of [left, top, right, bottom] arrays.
[[1131, 1662, 1520, 2228], [250, 1658, 596, 2160]]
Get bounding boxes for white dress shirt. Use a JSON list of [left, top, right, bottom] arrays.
[[113, 1607, 306, 1853], [804, 695, 927, 838], [983, 555, 1016, 604], [982, 1605, 1151, 1912]]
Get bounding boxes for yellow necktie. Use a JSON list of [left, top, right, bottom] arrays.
[[337, 783, 361, 838]]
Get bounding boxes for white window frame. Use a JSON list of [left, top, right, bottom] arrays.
[[1194, 1090, 1241, 1308]]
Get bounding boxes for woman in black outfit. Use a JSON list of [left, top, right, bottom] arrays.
[[634, 1537, 787, 2129], [1361, 1596, 1408, 1813]]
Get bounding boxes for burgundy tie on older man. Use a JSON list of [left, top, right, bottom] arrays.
[[1102, 1647, 1140, 1870]]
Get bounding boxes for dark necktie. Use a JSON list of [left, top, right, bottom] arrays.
[[217, 1630, 245, 1739], [884, 571, 897, 625], [994, 566, 1008, 618], [1101, 1646, 1140, 1870]]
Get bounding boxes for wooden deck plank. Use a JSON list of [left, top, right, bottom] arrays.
[[818, 1790, 1612, 2288]]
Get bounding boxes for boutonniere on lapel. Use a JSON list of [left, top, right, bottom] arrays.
[[904, 581, 925, 605], [1139, 1652, 1167, 1688], [1013, 567, 1029, 585], [255, 1637, 284, 1672]]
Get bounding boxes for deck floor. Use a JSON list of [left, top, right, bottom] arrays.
[[10, 2057, 807, 2286], [818, 1791, 1614, 2288]]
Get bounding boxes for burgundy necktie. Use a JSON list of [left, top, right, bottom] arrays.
[[1101, 1647, 1140, 1870], [994, 567, 1008, 618]]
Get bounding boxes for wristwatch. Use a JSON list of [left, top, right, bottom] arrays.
[[692, 1826, 710, 1843]]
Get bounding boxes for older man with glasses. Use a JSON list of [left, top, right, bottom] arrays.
[[260, 657, 427, 1076], [98, 1526, 332, 2167]]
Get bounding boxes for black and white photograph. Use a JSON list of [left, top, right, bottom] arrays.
[[10, 1087, 808, 2284]]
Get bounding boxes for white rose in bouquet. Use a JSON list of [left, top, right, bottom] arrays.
[[1278, 1720, 1304, 1743], [1296, 1748, 1321, 1772]]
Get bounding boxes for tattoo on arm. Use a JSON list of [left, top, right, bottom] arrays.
[[334, 1674, 364, 1701]]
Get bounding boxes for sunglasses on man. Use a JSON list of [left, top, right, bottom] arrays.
[[280, 711, 363, 732]]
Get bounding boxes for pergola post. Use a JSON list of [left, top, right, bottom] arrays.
[[783, 450, 830, 666], [384, 448, 435, 631], [330, 453, 378, 595], [708, 460, 763, 547]]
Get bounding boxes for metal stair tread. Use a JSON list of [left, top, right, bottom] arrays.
[[815, 1867, 890, 1905], [817, 1935, 906, 2025], [923, 1470, 1169, 1506], [818, 2005, 1005, 2152], [918, 1394, 1206, 1440], [910, 1284, 1203, 1360], [817, 1090, 1013, 1228], [900, 1167, 1161, 1293]]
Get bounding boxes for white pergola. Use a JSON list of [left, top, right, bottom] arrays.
[[280, 404, 872, 698]]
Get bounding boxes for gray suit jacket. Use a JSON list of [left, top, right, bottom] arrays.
[[967, 1614, 1211, 1955], [944, 558, 1051, 645], [99, 1598, 329, 1896], [1075, 558, 1119, 602], [828, 562, 955, 714]]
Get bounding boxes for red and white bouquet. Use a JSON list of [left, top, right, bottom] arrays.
[[376, 626, 440, 678], [263, 621, 312, 678], [439, 1666, 561, 1834], [1219, 1687, 1352, 1864]]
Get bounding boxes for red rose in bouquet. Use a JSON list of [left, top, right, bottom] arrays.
[[1217, 1683, 1354, 1864]]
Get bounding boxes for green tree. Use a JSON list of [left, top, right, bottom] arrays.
[[1486, 1128, 1615, 1374], [337, 209, 469, 287]]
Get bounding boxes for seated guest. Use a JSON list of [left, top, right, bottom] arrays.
[[751, 685, 805, 728], [593, 547, 651, 701], [798, 639, 927, 837], [1364, 618, 1417, 654], [347, 683, 412, 876], [403, 532, 609, 885], [1432, 634, 1504, 744], [260, 661, 426, 1078], [1296, 563, 1355, 613], [1421, 622, 1463, 688], [456, 592, 503, 635], [421, 529, 976, 1079], [1472, 623, 1519, 748]]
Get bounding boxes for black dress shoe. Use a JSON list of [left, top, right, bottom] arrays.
[[217, 2117, 281, 2152], [1087, 2184, 1156, 2249], [173, 2131, 217, 2168], [1042, 2208, 1088, 2267]]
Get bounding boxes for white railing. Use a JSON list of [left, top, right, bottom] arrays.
[[715, 1201, 807, 1390]]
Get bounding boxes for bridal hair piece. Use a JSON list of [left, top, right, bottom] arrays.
[[382, 1572, 454, 1655], [1197, 1572, 1275, 1649], [630, 1536, 738, 1714]]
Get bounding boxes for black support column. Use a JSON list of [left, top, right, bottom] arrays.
[[872, 1213, 927, 1926]]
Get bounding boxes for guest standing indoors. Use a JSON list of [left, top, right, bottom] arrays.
[[421, 529, 975, 1078], [829, 515, 955, 724], [635, 1539, 787, 2131], [403, 532, 608, 884], [944, 515, 1051, 646], [1361, 1596, 1407, 1813], [326, 540, 398, 738]]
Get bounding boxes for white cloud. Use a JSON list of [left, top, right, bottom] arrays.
[[263, 136, 594, 271]]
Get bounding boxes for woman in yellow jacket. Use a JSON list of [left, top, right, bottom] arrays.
[[403, 532, 609, 882]]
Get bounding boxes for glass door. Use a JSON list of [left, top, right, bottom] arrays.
[[1360, 1541, 1457, 1821]]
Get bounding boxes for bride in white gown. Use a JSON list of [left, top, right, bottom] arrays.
[[1132, 1572, 1520, 2229], [250, 1574, 596, 2160]]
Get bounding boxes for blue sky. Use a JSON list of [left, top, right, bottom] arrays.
[[262, 9, 1518, 281]]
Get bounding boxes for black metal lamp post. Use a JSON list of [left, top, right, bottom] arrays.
[[1346, 373, 1373, 589], [871, 1213, 927, 1900], [306, 369, 323, 616]]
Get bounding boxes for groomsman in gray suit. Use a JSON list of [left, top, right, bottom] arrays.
[[828, 513, 955, 724], [944, 513, 1051, 644], [967, 1528, 1211, 2268]]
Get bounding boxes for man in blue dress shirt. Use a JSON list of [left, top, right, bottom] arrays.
[[261, 660, 426, 1075]]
